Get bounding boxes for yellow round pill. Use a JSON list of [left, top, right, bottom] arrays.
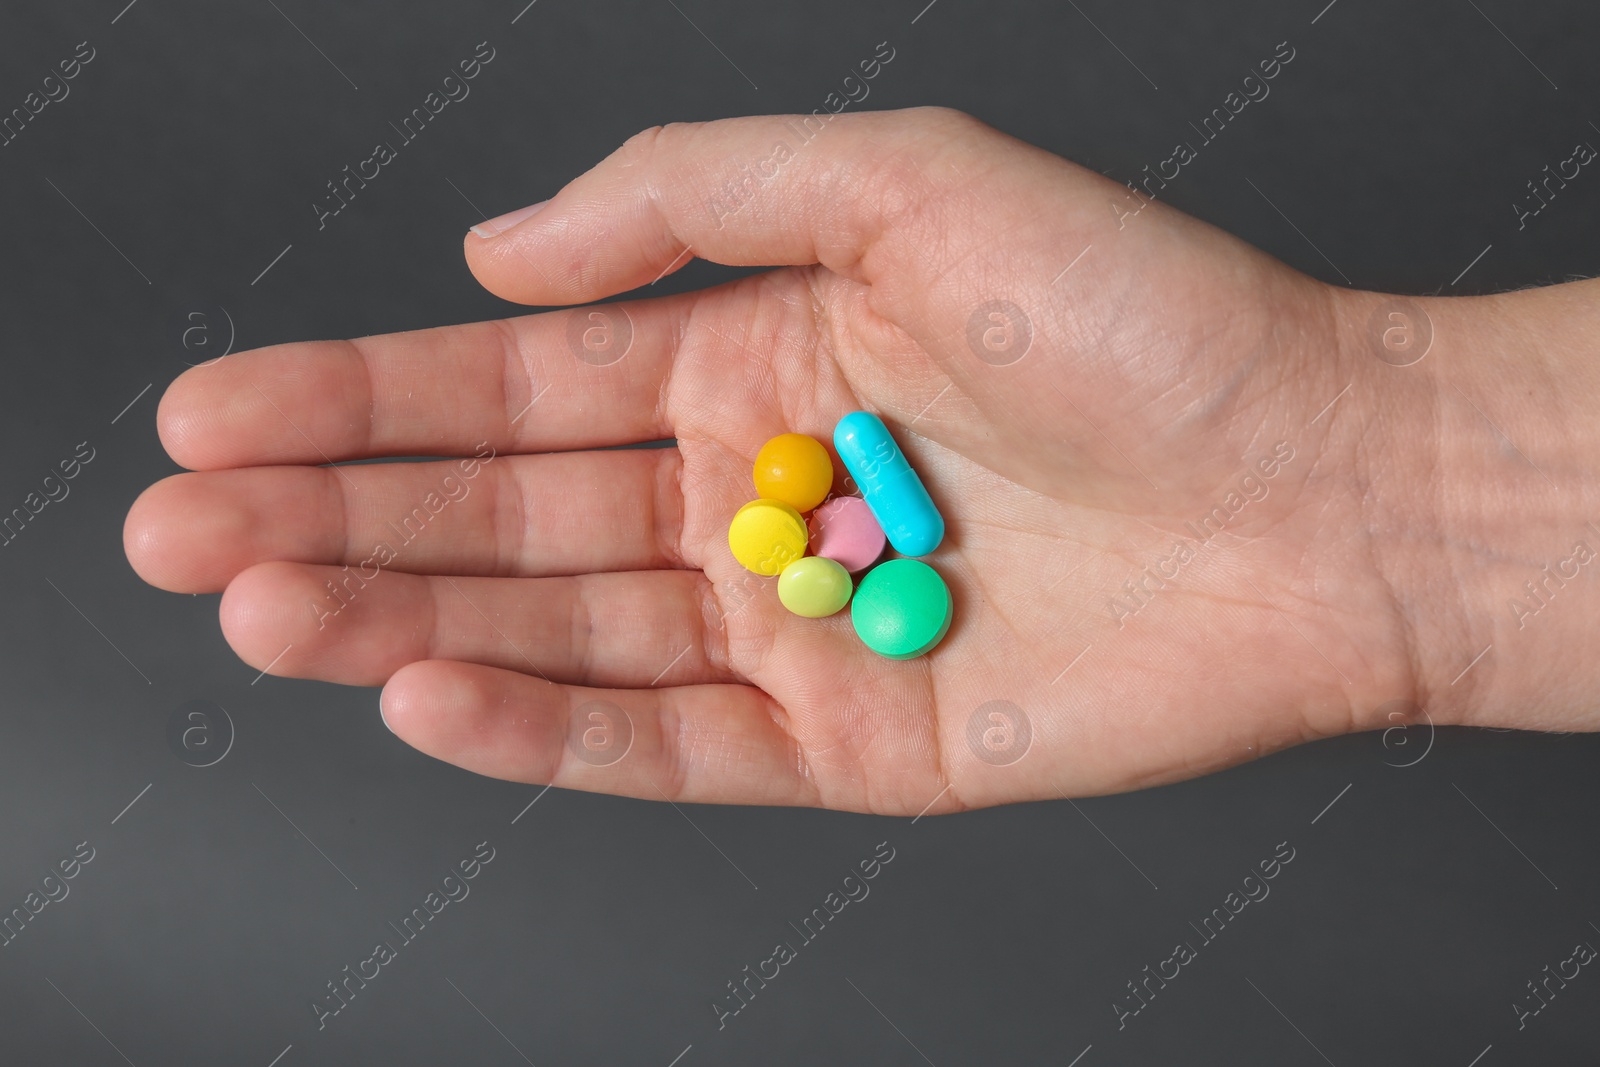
[[728, 499, 809, 576], [777, 556, 853, 617], [753, 433, 833, 513]]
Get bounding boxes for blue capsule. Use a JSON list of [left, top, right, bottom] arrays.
[[833, 411, 945, 557]]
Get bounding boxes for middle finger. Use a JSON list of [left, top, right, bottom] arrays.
[[125, 447, 689, 593]]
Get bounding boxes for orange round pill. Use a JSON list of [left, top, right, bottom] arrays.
[[752, 433, 833, 513]]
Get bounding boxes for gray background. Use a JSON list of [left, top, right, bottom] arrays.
[[2, 0, 1597, 1063]]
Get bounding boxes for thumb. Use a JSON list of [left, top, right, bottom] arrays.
[[461, 106, 1073, 306]]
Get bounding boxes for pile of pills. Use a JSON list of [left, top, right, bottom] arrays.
[[725, 411, 952, 659]]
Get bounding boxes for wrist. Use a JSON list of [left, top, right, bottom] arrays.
[[1332, 279, 1600, 731]]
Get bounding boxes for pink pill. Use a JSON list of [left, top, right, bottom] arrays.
[[808, 496, 886, 573]]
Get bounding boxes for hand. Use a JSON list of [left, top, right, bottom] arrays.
[[124, 107, 1600, 813]]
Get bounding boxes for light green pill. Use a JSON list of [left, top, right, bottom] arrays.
[[777, 556, 853, 618], [850, 558, 952, 659]]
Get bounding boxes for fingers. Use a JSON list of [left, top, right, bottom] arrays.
[[463, 107, 1014, 306], [220, 562, 737, 689], [379, 660, 819, 807], [124, 449, 686, 593], [157, 293, 688, 470]]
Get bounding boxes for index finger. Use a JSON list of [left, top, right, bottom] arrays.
[[157, 294, 685, 470]]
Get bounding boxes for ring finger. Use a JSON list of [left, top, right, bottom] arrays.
[[221, 561, 744, 689]]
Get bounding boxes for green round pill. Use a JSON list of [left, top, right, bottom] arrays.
[[850, 558, 952, 659]]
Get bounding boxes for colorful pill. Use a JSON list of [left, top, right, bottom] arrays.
[[753, 433, 834, 513], [833, 411, 944, 557], [727, 499, 808, 576], [808, 496, 886, 573], [777, 556, 853, 618], [850, 559, 952, 658]]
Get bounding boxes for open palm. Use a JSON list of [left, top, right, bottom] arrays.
[[127, 108, 1419, 813]]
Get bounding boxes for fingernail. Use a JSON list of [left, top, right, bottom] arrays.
[[379, 692, 397, 735], [470, 199, 549, 238]]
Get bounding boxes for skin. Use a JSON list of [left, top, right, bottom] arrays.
[[124, 108, 1600, 814]]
